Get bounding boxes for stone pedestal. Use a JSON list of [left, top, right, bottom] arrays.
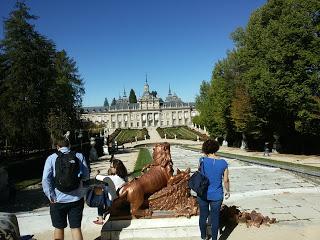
[[240, 133, 248, 150], [0, 213, 20, 240], [272, 134, 281, 153], [101, 217, 202, 240]]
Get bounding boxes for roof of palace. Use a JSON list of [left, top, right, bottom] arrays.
[[82, 81, 194, 113]]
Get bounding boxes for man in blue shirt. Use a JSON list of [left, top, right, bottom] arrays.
[[42, 137, 89, 240]]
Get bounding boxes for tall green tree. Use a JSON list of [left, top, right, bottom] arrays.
[[196, 50, 242, 141], [47, 50, 84, 144], [151, 90, 157, 98], [239, 0, 320, 150], [129, 89, 137, 103], [196, 0, 320, 152], [195, 80, 212, 129], [104, 97, 109, 107], [111, 97, 116, 106], [0, 1, 56, 149], [0, 1, 84, 149]]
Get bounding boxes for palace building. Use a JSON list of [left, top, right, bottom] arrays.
[[81, 80, 198, 130]]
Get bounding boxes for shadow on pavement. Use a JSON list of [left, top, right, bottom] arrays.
[[219, 222, 238, 240], [101, 219, 132, 240], [0, 187, 48, 212]]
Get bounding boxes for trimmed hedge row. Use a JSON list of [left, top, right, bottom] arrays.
[[156, 126, 208, 141]]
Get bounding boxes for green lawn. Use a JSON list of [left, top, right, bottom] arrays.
[[115, 128, 149, 145], [130, 148, 152, 178]]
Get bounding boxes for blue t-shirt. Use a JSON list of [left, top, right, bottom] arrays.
[[200, 157, 228, 201]]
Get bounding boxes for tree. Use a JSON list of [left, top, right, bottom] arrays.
[[195, 0, 320, 152], [111, 97, 117, 106], [0, 1, 84, 149], [0, 1, 57, 149], [196, 50, 242, 142], [151, 91, 157, 98], [47, 50, 84, 143], [195, 80, 212, 129], [129, 89, 137, 103], [238, 0, 320, 151], [104, 97, 109, 107]]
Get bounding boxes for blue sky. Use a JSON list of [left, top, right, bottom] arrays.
[[0, 0, 266, 107]]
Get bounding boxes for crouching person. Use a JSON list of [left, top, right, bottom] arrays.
[[42, 136, 89, 240], [93, 158, 128, 225]]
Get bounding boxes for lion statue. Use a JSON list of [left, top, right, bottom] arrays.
[[113, 142, 185, 217]]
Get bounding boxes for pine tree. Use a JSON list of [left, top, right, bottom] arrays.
[[47, 50, 84, 143], [129, 89, 137, 103], [111, 97, 117, 106], [0, 1, 84, 149], [151, 91, 157, 98], [0, 1, 56, 149], [104, 97, 109, 107]]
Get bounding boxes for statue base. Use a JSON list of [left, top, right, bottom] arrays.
[[101, 215, 201, 240]]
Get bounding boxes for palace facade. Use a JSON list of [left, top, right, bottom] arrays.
[[81, 80, 198, 130]]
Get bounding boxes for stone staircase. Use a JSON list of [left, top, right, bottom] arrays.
[[146, 127, 162, 141]]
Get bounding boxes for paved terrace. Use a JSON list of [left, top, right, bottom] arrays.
[[12, 142, 320, 240]]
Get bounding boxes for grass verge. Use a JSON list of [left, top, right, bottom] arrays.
[[15, 178, 41, 190], [130, 148, 152, 178]]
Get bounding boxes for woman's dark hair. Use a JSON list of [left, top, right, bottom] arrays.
[[202, 139, 220, 154], [112, 159, 128, 180]]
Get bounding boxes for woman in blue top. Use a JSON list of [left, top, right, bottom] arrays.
[[198, 139, 230, 240]]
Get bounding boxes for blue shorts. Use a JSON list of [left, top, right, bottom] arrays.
[[50, 198, 84, 229]]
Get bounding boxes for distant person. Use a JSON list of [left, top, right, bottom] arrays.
[[263, 142, 270, 156], [197, 139, 230, 240], [107, 135, 113, 155], [88, 138, 98, 173], [93, 158, 128, 225], [42, 136, 89, 240]]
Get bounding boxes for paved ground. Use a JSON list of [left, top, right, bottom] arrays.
[[170, 146, 320, 240], [11, 142, 320, 239]]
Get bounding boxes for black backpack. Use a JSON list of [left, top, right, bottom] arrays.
[[54, 151, 81, 192]]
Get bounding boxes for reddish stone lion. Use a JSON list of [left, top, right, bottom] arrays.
[[115, 142, 180, 217]]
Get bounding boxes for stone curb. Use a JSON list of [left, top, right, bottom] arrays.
[[218, 152, 320, 178]]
